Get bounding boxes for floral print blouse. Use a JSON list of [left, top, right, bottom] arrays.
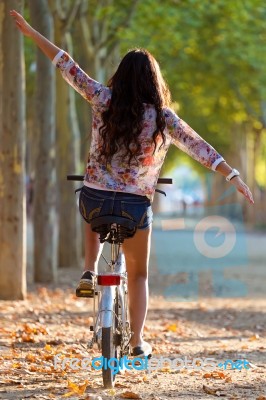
[[53, 50, 224, 201]]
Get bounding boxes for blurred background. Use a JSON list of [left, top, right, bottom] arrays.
[[0, 0, 266, 299]]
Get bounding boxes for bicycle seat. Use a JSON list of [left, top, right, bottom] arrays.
[[91, 215, 138, 244]]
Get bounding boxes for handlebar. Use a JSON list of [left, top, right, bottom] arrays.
[[67, 175, 172, 185]]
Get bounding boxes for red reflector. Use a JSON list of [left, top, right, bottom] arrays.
[[97, 274, 121, 286]]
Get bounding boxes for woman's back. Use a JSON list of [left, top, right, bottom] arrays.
[[87, 103, 172, 198]]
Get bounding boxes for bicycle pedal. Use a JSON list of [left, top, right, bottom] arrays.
[[76, 288, 94, 298]]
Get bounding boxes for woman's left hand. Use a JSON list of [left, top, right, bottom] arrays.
[[10, 9, 61, 61], [229, 176, 254, 204]]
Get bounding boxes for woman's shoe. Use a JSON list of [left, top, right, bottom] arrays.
[[76, 270, 95, 297], [131, 341, 152, 358]]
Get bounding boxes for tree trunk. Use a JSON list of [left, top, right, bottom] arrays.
[[29, 0, 57, 282], [54, 15, 82, 268], [0, 0, 27, 299], [245, 129, 261, 227], [204, 125, 245, 218]]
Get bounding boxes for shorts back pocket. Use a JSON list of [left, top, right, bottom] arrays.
[[79, 189, 105, 223]]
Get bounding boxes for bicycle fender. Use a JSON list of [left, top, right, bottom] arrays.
[[100, 286, 116, 328]]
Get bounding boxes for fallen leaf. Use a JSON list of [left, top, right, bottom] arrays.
[[78, 380, 89, 393], [62, 393, 73, 398], [189, 371, 201, 376], [114, 382, 129, 388], [26, 353, 36, 362], [64, 379, 89, 395], [29, 365, 38, 372], [203, 371, 227, 380], [212, 371, 226, 379], [203, 384, 227, 396], [248, 334, 260, 341], [120, 391, 142, 399], [21, 333, 35, 343], [163, 323, 178, 332], [12, 362, 22, 369], [142, 374, 149, 382], [159, 366, 171, 372]]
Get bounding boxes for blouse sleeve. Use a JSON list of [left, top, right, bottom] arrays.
[[164, 108, 225, 171], [52, 50, 111, 109]]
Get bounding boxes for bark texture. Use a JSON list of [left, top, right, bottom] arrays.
[[29, 0, 57, 282], [0, 0, 27, 299]]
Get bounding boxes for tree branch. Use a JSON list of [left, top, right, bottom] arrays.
[[229, 77, 260, 121], [95, 0, 139, 51], [78, 0, 95, 59], [63, 0, 82, 35], [260, 101, 266, 128]]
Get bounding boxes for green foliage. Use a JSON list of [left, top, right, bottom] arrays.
[[22, 0, 266, 185], [118, 0, 266, 177]]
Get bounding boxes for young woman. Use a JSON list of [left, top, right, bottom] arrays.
[[10, 10, 254, 357]]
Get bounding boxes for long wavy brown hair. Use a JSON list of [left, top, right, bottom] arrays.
[[98, 48, 171, 165]]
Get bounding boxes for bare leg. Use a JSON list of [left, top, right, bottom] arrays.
[[122, 226, 152, 347], [84, 223, 103, 272]]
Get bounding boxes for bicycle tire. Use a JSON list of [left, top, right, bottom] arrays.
[[102, 291, 119, 388]]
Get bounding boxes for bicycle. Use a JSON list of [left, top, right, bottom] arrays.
[[67, 175, 172, 388]]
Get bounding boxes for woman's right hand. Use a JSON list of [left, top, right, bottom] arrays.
[[229, 176, 254, 204], [10, 10, 34, 37]]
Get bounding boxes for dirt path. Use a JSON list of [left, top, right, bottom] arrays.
[[0, 273, 265, 400], [1, 225, 265, 399]]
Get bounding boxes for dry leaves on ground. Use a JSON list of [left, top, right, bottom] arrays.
[[0, 286, 265, 400]]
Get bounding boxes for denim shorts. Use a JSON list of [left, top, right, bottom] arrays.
[[78, 186, 153, 230]]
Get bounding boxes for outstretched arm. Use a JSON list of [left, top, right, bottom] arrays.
[[10, 10, 60, 61], [10, 10, 111, 107], [165, 108, 254, 204]]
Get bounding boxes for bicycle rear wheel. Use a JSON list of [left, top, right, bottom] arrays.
[[102, 290, 120, 388]]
